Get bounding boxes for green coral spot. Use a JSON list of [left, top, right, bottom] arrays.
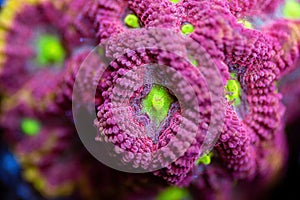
[[196, 152, 212, 165], [188, 55, 198, 67], [21, 118, 41, 136], [97, 46, 105, 56], [124, 14, 140, 28], [274, 81, 279, 93], [170, 0, 180, 3], [225, 73, 241, 106], [142, 85, 174, 126], [238, 19, 253, 29], [36, 34, 66, 66], [283, 0, 300, 19], [156, 187, 190, 200], [181, 23, 194, 35]]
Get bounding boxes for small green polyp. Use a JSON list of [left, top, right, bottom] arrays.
[[21, 118, 41, 136], [283, 0, 300, 19], [124, 14, 140, 28], [36, 34, 66, 66], [188, 55, 198, 67], [238, 19, 253, 29], [225, 73, 241, 106], [152, 95, 165, 110], [142, 85, 174, 126], [195, 152, 212, 165], [170, 0, 180, 3], [156, 187, 190, 200], [181, 23, 194, 35]]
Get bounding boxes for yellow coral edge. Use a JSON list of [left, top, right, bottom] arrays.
[[282, 21, 300, 52], [22, 165, 75, 197]]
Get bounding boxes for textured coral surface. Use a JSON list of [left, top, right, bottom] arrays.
[[1, 0, 300, 200]]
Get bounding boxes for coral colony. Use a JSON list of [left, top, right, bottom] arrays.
[[0, 0, 300, 199]]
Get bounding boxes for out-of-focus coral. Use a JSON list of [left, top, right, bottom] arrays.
[[0, 71, 85, 197], [225, 0, 285, 18], [270, 18, 300, 124], [0, 0, 95, 94], [94, 34, 214, 184], [279, 72, 300, 123]]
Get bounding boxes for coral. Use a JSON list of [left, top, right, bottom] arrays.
[[124, 14, 140, 28], [263, 19, 300, 124], [263, 19, 300, 78], [225, 73, 242, 106], [283, 0, 300, 19], [188, 163, 234, 200], [156, 186, 191, 200], [54, 48, 105, 113], [279, 72, 300, 123], [35, 34, 66, 66], [77, 0, 128, 42], [181, 23, 194, 35], [0, 69, 62, 143], [141, 85, 175, 127], [20, 118, 41, 136], [0, 79, 82, 197], [1, 0, 298, 199], [225, 0, 285, 18], [215, 105, 257, 180], [94, 50, 210, 183], [81, 1, 288, 194], [195, 152, 213, 166]]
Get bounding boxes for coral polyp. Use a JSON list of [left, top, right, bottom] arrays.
[[124, 14, 140, 28], [225, 74, 242, 106], [283, 0, 300, 19], [141, 85, 175, 127], [20, 118, 41, 136], [35, 34, 66, 66]]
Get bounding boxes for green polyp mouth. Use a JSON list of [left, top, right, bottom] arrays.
[[188, 55, 198, 67], [156, 187, 190, 200], [36, 34, 66, 66], [21, 118, 41, 136], [238, 19, 253, 29], [195, 152, 213, 165], [170, 0, 180, 3], [225, 73, 241, 106], [142, 85, 174, 127], [124, 14, 140, 28], [181, 23, 194, 35], [283, 0, 300, 19]]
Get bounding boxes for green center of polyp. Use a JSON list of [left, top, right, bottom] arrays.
[[142, 85, 174, 126], [170, 0, 180, 3], [156, 187, 190, 200], [36, 34, 66, 66], [195, 152, 213, 165], [181, 23, 194, 35], [225, 73, 241, 106], [124, 14, 140, 28], [283, 0, 300, 19], [21, 118, 41, 136]]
